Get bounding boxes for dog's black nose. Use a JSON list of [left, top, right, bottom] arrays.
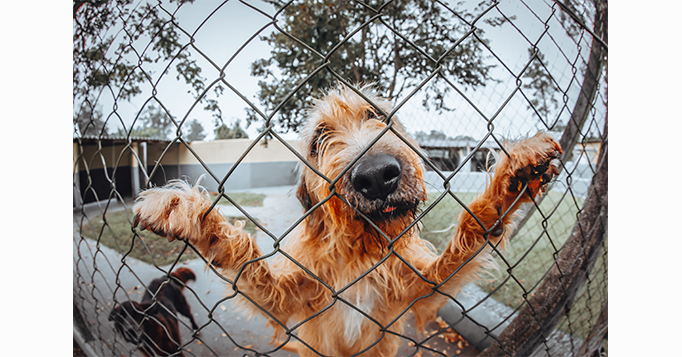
[[351, 153, 402, 201]]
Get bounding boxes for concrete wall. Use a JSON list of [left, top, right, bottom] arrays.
[[179, 139, 302, 165], [162, 139, 302, 192], [172, 161, 299, 192], [167, 139, 302, 192]]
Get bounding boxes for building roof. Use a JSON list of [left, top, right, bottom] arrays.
[[417, 138, 501, 150], [74, 135, 173, 144]]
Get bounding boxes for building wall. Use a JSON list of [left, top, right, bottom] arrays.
[[179, 139, 302, 164], [75, 139, 303, 205], [74, 141, 138, 206], [165, 139, 302, 192]]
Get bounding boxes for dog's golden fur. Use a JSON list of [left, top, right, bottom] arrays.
[[133, 85, 561, 356]]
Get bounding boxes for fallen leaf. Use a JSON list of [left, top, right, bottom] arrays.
[[244, 344, 253, 349], [443, 331, 458, 343], [221, 305, 226, 311]]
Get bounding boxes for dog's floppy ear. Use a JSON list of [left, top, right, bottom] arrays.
[[296, 178, 314, 211]]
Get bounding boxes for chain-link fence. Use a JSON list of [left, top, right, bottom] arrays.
[[73, 0, 607, 356]]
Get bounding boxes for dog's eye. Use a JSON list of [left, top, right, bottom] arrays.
[[365, 108, 385, 122], [365, 109, 379, 120], [311, 125, 329, 157]]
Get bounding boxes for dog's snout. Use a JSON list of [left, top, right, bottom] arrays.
[[351, 153, 402, 201]]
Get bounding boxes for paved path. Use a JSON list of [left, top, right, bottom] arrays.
[[216, 185, 303, 259]]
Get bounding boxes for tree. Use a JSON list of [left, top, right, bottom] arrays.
[[73, 0, 224, 138], [248, 0, 511, 134], [75, 102, 108, 137], [214, 119, 249, 140], [185, 119, 207, 141], [521, 0, 607, 134], [414, 130, 448, 142], [522, 48, 560, 122], [114, 103, 174, 139]]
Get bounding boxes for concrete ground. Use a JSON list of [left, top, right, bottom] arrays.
[[73, 185, 484, 356]]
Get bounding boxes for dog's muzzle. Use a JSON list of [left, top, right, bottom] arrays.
[[350, 153, 402, 204]]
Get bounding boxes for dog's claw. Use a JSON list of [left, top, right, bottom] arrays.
[[505, 133, 562, 197], [512, 162, 556, 196], [133, 213, 141, 229]]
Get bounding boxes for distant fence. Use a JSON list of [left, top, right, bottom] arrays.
[[74, 1, 607, 356]]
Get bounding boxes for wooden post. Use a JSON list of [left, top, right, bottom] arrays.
[[140, 141, 148, 188]]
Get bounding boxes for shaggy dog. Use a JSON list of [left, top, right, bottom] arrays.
[[109, 267, 199, 356], [132, 85, 561, 356]]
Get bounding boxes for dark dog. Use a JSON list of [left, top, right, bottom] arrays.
[[109, 267, 199, 356]]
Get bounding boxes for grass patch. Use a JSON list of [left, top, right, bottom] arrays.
[[208, 192, 265, 207], [420, 191, 582, 300], [420, 190, 606, 339], [479, 191, 586, 308], [419, 191, 479, 252], [80, 208, 259, 266]]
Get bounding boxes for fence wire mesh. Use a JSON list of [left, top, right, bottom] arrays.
[[73, 0, 607, 356]]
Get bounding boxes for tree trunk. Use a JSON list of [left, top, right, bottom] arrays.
[[509, 0, 607, 242]]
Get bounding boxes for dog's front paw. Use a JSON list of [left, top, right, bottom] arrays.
[[503, 132, 562, 199], [133, 180, 210, 243]]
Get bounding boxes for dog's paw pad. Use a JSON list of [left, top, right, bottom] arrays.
[[509, 158, 559, 195], [506, 133, 562, 197]]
